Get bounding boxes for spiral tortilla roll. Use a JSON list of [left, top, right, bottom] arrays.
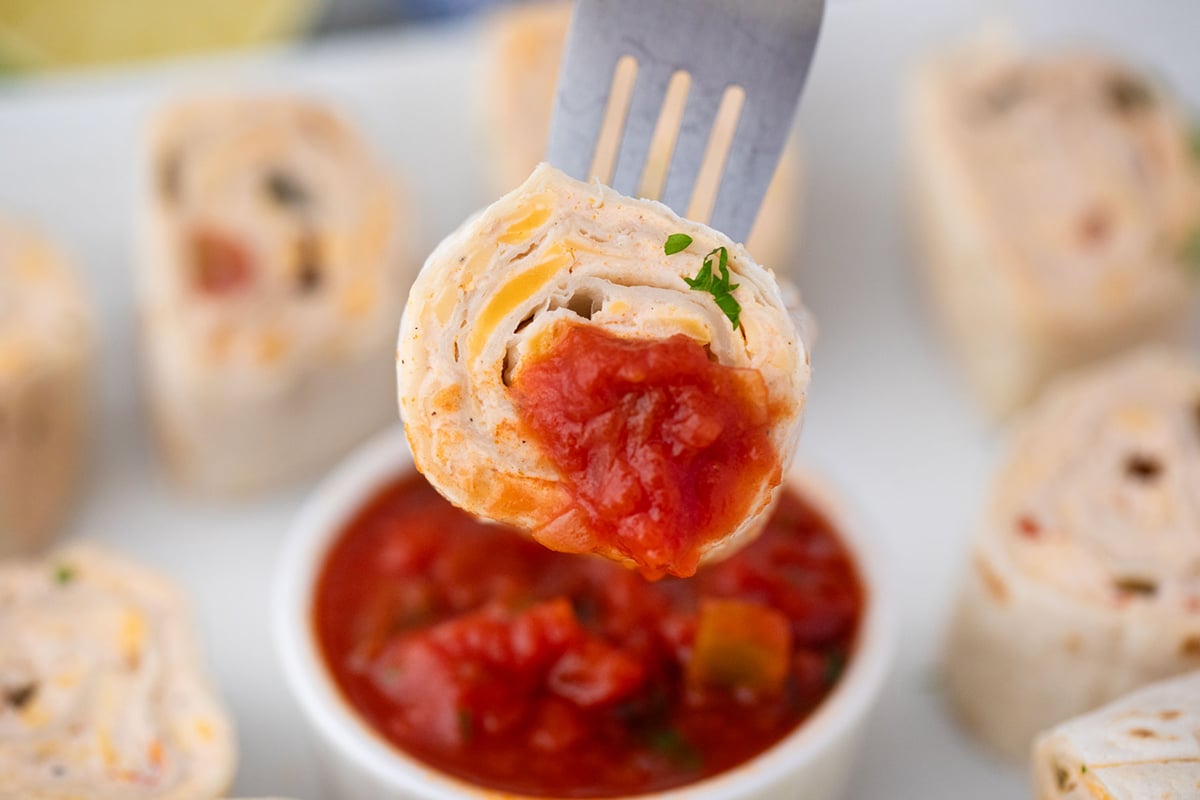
[[0, 544, 234, 798], [0, 221, 90, 556], [139, 95, 410, 495], [1033, 671, 1200, 800], [481, 0, 803, 275], [910, 41, 1200, 416], [398, 164, 809, 578], [943, 349, 1200, 761]]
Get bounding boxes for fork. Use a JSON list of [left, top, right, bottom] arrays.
[[546, 0, 826, 244]]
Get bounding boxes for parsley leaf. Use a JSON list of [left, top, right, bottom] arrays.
[[264, 169, 310, 207], [54, 564, 74, 585], [683, 247, 741, 329], [664, 233, 693, 255], [1182, 228, 1200, 275], [646, 728, 702, 771], [823, 649, 847, 686]]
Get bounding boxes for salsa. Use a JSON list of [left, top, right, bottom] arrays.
[[314, 473, 862, 798], [509, 324, 780, 578]]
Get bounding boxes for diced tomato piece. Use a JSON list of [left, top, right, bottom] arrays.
[[368, 600, 586, 750], [548, 636, 647, 708], [528, 698, 588, 754], [369, 634, 466, 749]]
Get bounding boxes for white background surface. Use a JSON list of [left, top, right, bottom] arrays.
[[1, 0, 1199, 796]]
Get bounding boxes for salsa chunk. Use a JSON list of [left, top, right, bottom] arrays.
[[509, 324, 781, 578]]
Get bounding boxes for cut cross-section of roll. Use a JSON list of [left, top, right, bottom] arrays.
[[1033, 671, 1200, 800], [0, 221, 90, 556], [943, 349, 1200, 761], [398, 164, 809, 579], [911, 41, 1200, 416], [481, 0, 803, 275], [139, 95, 410, 495], [0, 544, 234, 798]]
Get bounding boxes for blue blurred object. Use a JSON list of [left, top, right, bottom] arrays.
[[393, 0, 516, 21]]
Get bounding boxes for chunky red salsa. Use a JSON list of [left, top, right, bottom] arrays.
[[509, 325, 780, 579], [314, 473, 862, 798]]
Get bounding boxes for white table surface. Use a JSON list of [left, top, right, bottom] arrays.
[[1, 0, 1198, 796]]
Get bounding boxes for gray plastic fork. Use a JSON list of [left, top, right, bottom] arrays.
[[546, 0, 826, 244]]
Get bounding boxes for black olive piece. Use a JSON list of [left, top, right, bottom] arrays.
[[265, 169, 310, 208], [295, 235, 323, 293], [1125, 453, 1163, 481], [4, 682, 37, 710], [1107, 74, 1154, 112]]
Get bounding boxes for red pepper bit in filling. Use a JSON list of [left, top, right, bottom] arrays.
[[1016, 514, 1042, 539], [189, 227, 254, 296], [509, 324, 780, 579]]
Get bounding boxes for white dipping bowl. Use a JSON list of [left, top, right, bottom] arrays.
[[274, 426, 895, 800]]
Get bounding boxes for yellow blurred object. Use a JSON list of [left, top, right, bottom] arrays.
[[0, 0, 318, 72]]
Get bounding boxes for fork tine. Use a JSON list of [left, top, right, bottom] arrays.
[[709, 97, 797, 245], [609, 62, 675, 198], [545, 0, 624, 181], [659, 84, 724, 217]]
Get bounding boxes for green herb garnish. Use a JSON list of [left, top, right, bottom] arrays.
[[684, 246, 741, 329], [646, 728, 702, 771], [823, 649, 846, 686], [264, 169, 310, 207], [1182, 228, 1200, 275], [1190, 127, 1200, 161], [1081, 765, 1088, 774], [664, 233, 693, 255], [53, 564, 74, 586]]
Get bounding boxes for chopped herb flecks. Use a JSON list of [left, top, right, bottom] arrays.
[[684, 246, 741, 329], [1182, 228, 1200, 275], [1054, 764, 1070, 791], [823, 649, 846, 686], [646, 728, 702, 771], [53, 564, 74, 586], [265, 169, 310, 208], [664, 233, 693, 255]]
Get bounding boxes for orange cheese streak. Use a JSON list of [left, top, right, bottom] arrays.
[[509, 325, 779, 578]]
